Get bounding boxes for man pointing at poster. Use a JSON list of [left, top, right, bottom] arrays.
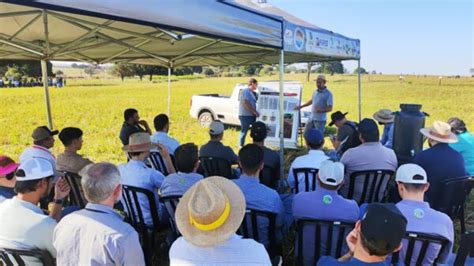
[[295, 75, 333, 135]]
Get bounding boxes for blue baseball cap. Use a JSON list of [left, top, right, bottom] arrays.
[[304, 128, 323, 145]]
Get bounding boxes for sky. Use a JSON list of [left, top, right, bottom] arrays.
[[271, 0, 473, 75]]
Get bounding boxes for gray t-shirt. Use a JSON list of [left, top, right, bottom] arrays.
[[336, 121, 357, 154], [311, 87, 333, 121], [239, 88, 257, 117]]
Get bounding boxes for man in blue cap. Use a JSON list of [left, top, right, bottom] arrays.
[[287, 128, 329, 193]]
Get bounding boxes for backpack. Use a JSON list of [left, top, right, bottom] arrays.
[[339, 122, 362, 154]]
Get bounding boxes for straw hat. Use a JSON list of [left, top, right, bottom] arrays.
[[373, 109, 394, 124], [314, 74, 326, 81], [122, 132, 154, 152], [175, 176, 246, 247], [420, 121, 458, 144]]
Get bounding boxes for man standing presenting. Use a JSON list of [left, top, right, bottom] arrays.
[[238, 78, 259, 147], [295, 75, 333, 135]]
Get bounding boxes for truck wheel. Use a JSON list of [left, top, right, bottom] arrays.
[[198, 112, 213, 127]]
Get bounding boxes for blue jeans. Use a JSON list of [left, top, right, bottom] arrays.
[[239, 116, 256, 147], [304, 120, 326, 136]]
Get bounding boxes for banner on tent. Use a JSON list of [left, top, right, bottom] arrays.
[[284, 22, 360, 59]]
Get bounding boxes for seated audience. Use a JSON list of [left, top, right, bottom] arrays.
[[0, 156, 18, 203], [151, 114, 180, 155], [56, 127, 93, 174], [340, 118, 397, 201], [318, 203, 407, 265], [169, 176, 271, 265], [373, 109, 394, 148], [288, 128, 329, 193], [395, 163, 453, 264], [234, 144, 289, 249], [414, 121, 466, 206], [199, 120, 238, 165], [0, 158, 70, 265], [20, 126, 58, 173], [250, 121, 280, 184], [119, 133, 166, 225], [160, 143, 203, 197], [293, 160, 359, 265], [448, 117, 474, 175], [329, 111, 360, 158], [53, 163, 145, 265], [119, 108, 151, 145]]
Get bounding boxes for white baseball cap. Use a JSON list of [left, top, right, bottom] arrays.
[[16, 157, 55, 181], [318, 160, 344, 186], [395, 164, 427, 184], [209, 120, 225, 135]]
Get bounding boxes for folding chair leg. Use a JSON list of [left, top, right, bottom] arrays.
[[460, 208, 466, 234]]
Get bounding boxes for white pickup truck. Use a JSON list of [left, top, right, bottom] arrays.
[[189, 81, 312, 127]]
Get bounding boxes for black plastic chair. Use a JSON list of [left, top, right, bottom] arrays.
[[147, 151, 170, 176], [296, 219, 355, 265], [122, 185, 161, 266], [292, 168, 319, 194], [346, 169, 394, 205], [0, 248, 54, 266], [160, 195, 181, 239], [259, 165, 278, 189], [391, 232, 450, 266], [64, 172, 86, 209], [238, 209, 279, 259], [432, 176, 473, 234], [199, 156, 233, 179], [454, 231, 474, 266]]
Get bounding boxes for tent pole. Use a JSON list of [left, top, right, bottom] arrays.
[[278, 50, 285, 179], [41, 59, 53, 129], [167, 66, 171, 116], [357, 59, 362, 122]]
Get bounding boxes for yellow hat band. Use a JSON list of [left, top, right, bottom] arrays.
[[189, 196, 231, 231]]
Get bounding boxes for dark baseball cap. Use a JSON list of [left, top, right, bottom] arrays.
[[361, 203, 407, 252], [250, 121, 267, 141], [32, 126, 59, 141]]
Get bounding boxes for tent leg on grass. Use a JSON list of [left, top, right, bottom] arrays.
[[278, 50, 285, 179], [41, 59, 53, 129], [167, 67, 171, 116], [357, 59, 362, 122]]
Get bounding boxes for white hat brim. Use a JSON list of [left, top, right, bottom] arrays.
[[420, 128, 458, 144]]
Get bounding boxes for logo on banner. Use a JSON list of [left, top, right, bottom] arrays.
[[294, 27, 305, 51], [284, 29, 293, 46]]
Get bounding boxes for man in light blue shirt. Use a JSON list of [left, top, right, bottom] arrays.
[[119, 133, 166, 226], [293, 160, 359, 265], [234, 144, 290, 250], [238, 78, 259, 147], [296, 75, 333, 135], [373, 109, 394, 148], [160, 143, 203, 197], [53, 163, 145, 266], [395, 163, 454, 265], [448, 117, 474, 175], [151, 114, 180, 155]]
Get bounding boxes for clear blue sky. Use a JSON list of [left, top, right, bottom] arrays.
[[271, 0, 473, 75]]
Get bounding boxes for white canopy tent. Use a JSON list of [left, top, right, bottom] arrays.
[[0, 0, 361, 178]]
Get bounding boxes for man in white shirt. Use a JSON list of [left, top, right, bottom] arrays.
[[0, 157, 70, 266], [19, 126, 58, 175], [169, 176, 271, 265], [151, 114, 180, 155], [288, 128, 329, 193], [53, 163, 145, 266]]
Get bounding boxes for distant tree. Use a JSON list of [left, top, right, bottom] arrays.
[[315, 61, 344, 75], [4, 66, 23, 80], [55, 70, 64, 76], [130, 64, 147, 81], [239, 64, 262, 76], [204, 68, 215, 77], [111, 63, 133, 81], [71, 63, 78, 68], [174, 67, 193, 76], [84, 66, 98, 77], [285, 65, 298, 74], [353, 67, 368, 74], [259, 65, 274, 76], [191, 66, 203, 74], [371, 70, 377, 75], [306, 63, 315, 81]]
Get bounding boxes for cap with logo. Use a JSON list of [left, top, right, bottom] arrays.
[[209, 121, 225, 135], [16, 157, 55, 181], [318, 160, 344, 186], [395, 163, 427, 184], [32, 126, 59, 141]]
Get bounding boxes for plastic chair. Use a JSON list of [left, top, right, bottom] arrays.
[[160, 195, 182, 239], [0, 248, 54, 266], [147, 151, 170, 176], [346, 169, 394, 205], [259, 165, 278, 189], [454, 231, 474, 266], [238, 209, 279, 259], [292, 168, 319, 194], [64, 171, 86, 208], [199, 156, 233, 179], [391, 231, 450, 266]]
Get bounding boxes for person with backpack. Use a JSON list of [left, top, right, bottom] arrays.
[[328, 111, 361, 159]]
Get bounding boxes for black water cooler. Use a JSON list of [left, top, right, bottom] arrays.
[[393, 104, 428, 165]]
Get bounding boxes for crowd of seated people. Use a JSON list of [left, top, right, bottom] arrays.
[[0, 106, 472, 265]]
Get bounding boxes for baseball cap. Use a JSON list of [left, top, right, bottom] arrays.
[[209, 120, 224, 135], [395, 164, 427, 184], [32, 126, 59, 141], [250, 121, 267, 141], [304, 128, 323, 145], [361, 203, 407, 252], [16, 157, 54, 181], [318, 160, 344, 186], [358, 118, 378, 134]]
